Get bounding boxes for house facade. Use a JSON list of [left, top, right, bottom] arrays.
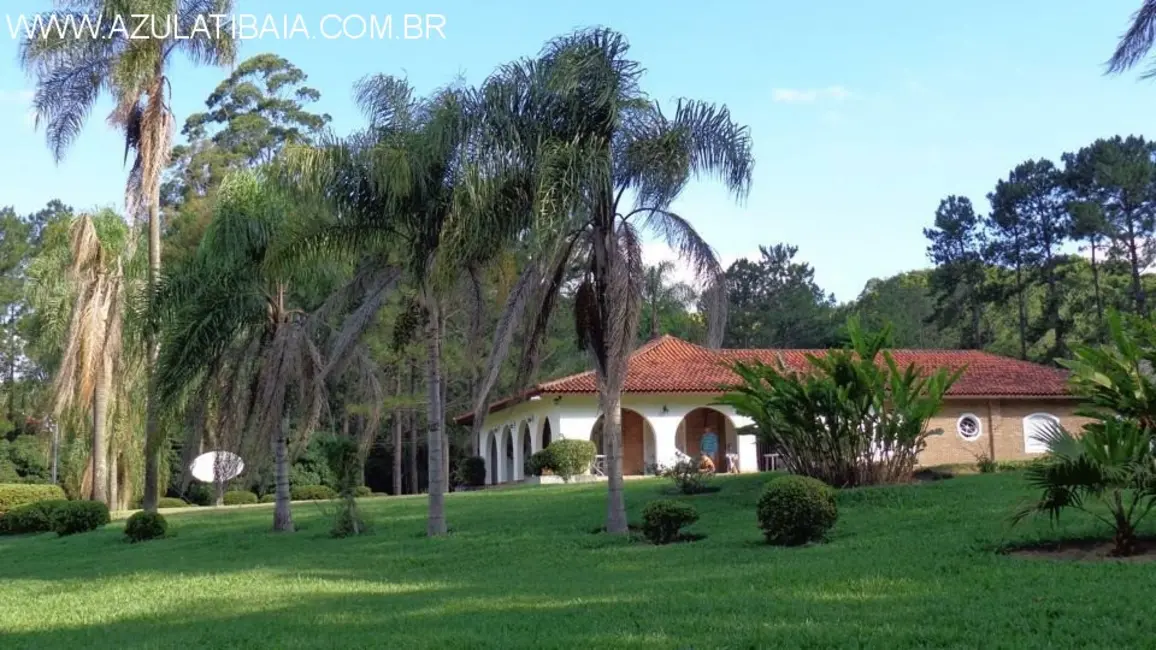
[[456, 336, 1083, 485]]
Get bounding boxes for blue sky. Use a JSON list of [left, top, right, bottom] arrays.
[[2, 1, 1156, 301]]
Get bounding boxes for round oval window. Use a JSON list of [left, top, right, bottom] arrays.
[[957, 414, 981, 441]]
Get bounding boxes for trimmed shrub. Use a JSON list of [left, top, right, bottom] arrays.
[[259, 493, 276, 503], [124, 511, 167, 543], [547, 440, 596, 482], [157, 497, 191, 509], [456, 456, 487, 487], [354, 486, 372, 498], [291, 485, 337, 501], [641, 500, 699, 545], [0, 483, 66, 515], [0, 499, 69, 535], [757, 475, 838, 546], [52, 500, 110, 536], [661, 458, 711, 494], [222, 490, 258, 506], [527, 449, 554, 476]]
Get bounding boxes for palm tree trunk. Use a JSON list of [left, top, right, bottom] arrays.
[[425, 297, 447, 536], [273, 416, 294, 532], [602, 386, 628, 533], [91, 362, 111, 505], [1014, 261, 1027, 360], [408, 361, 419, 495], [108, 449, 118, 512], [142, 195, 163, 513], [1125, 215, 1148, 316], [392, 377, 403, 496]]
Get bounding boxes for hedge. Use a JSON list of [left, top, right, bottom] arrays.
[[222, 490, 258, 505], [291, 485, 337, 501], [0, 484, 66, 515]]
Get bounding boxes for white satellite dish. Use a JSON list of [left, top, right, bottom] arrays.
[[190, 450, 245, 483]]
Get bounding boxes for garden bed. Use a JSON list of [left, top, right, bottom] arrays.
[[1003, 537, 1156, 563]]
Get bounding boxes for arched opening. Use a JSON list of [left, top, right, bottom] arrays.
[[1023, 412, 1059, 454], [487, 432, 498, 484], [676, 407, 739, 473], [504, 426, 514, 482], [520, 421, 532, 480], [541, 419, 553, 449], [591, 409, 656, 475]]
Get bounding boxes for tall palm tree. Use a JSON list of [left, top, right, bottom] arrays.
[[1109, 2, 1156, 75], [37, 213, 136, 506], [477, 29, 753, 533], [154, 172, 380, 531], [20, 0, 237, 512], [278, 75, 513, 536]]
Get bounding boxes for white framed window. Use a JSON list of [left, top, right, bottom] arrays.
[[1023, 413, 1060, 454], [957, 413, 982, 441]]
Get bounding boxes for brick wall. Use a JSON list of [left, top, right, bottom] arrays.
[[918, 398, 1091, 467]]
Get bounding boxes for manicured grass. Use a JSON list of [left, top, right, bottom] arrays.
[[2, 472, 1156, 648]]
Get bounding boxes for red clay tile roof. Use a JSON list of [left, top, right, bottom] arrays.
[[455, 335, 1073, 424]]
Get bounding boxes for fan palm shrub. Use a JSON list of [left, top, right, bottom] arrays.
[[1014, 418, 1156, 556]]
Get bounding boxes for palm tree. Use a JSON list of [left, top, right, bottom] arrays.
[[642, 261, 697, 340], [20, 0, 237, 512], [1108, 2, 1156, 75], [278, 75, 512, 536], [154, 172, 379, 531], [36, 213, 136, 506], [477, 29, 753, 533]]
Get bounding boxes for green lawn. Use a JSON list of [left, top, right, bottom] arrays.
[[1, 472, 1154, 649]]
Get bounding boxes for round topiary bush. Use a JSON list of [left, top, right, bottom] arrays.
[[457, 456, 487, 487], [641, 499, 699, 545], [547, 440, 596, 482], [354, 486, 372, 497], [157, 497, 191, 509], [52, 500, 110, 537], [259, 493, 276, 503], [757, 475, 838, 546], [124, 511, 167, 543], [222, 490, 258, 506], [291, 485, 337, 501]]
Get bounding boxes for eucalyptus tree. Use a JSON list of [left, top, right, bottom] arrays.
[[473, 29, 753, 533], [154, 172, 380, 531], [20, 0, 238, 512]]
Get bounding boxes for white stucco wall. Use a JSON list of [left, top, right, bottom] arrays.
[[475, 392, 759, 482]]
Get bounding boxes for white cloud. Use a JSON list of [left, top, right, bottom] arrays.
[[771, 85, 852, 104]]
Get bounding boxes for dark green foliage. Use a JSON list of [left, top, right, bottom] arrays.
[[184, 482, 213, 507], [723, 244, 838, 348], [51, 500, 109, 536], [456, 456, 487, 487], [546, 440, 596, 482], [640, 500, 699, 545], [661, 458, 711, 494], [325, 436, 367, 537], [718, 319, 959, 487], [289, 437, 339, 490], [354, 486, 372, 498], [223, 490, 258, 506], [757, 475, 838, 546], [291, 485, 337, 501], [157, 497, 191, 509], [124, 511, 167, 543], [0, 499, 69, 534], [0, 483, 65, 514], [527, 449, 554, 476]]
